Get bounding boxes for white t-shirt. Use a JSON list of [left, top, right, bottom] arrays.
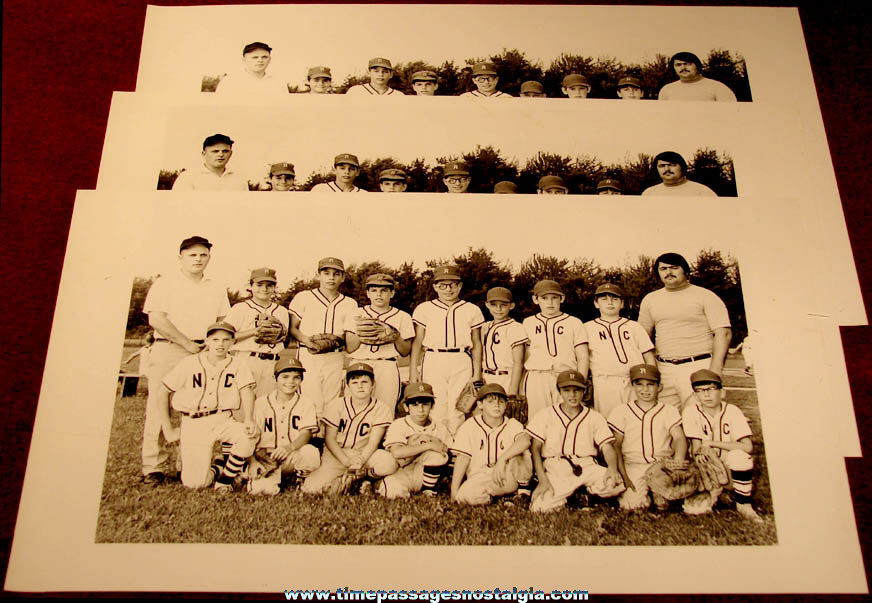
[[171, 165, 249, 192], [658, 77, 737, 102], [215, 71, 289, 100], [641, 179, 717, 197], [143, 270, 231, 340]]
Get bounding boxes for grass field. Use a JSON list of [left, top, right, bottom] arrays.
[[98, 349, 776, 546]]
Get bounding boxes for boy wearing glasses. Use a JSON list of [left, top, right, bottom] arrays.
[[460, 62, 512, 97], [442, 161, 472, 193], [681, 369, 763, 521], [410, 265, 485, 435]]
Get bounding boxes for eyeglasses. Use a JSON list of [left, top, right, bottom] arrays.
[[693, 386, 720, 393], [435, 282, 461, 290], [446, 177, 469, 184], [272, 174, 294, 180]]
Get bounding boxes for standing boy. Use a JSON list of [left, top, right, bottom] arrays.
[[681, 369, 763, 521], [608, 364, 688, 511], [561, 74, 592, 98], [300, 363, 395, 494], [310, 154, 368, 193], [411, 70, 439, 96], [450, 384, 532, 505], [345, 273, 415, 412], [369, 382, 451, 498], [460, 62, 512, 98], [289, 257, 359, 424], [157, 322, 259, 491], [521, 280, 589, 420], [410, 265, 485, 434], [583, 283, 655, 419], [480, 287, 526, 397], [247, 357, 320, 495], [216, 41, 288, 99], [172, 134, 249, 192], [527, 370, 625, 512], [345, 58, 404, 96], [442, 161, 472, 193]]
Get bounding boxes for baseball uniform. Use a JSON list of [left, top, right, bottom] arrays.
[[225, 299, 290, 397], [459, 90, 513, 98], [309, 182, 368, 193], [247, 390, 321, 494], [583, 318, 654, 419], [608, 400, 683, 510], [373, 415, 452, 499], [171, 165, 249, 192], [289, 289, 359, 420], [522, 313, 588, 419], [641, 180, 717, 197], [637, 285, 731, 409], [658, 77, 737, 102], [141, 270, 231, 475], [347, 305, 415, 411], [481, 319, 527, 391], [300, 395, 394, 494], [412, 299, 486, 426], [162, 351, 258, 488], [215, 71, 289, 99], [450, 415, 532, 505], [526, 404, 625, 512], [682, 401, 755, 500], [345, 83, 404, 96]]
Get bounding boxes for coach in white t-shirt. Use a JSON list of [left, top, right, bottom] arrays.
[[637, 252, 731, 410]]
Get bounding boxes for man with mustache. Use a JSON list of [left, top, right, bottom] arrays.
[[658, 52, 737, 102], [641, 151, 717, 197]]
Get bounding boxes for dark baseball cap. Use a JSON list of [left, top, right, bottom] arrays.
[[318, 257, 345, 272], [403, 382, 436, 402], [368, 57, 392, 70], [617, 76, 642, 89], [269, 162, 295, 176], [432, 264, 461, 282], [365, 273, 396, 288], [179, 235, 212, 252], [346, 362, 375, 379], [411, 70, 438, 82], [630, 364, 661, 383], [594, 283, 623, 297], [250, 267, 277, 283], [494, 181, 518, 194], [486, 287, 513, 303], [307, 66, 332, 79], [242, 42, 272, 55], [476, 383, 508, 401], [597, 178, 622, 192], [206, 321, 236, 337], [202, 133, 234, 149], [520, 81, 545, 94], [471, 62, 498, 76], [443, 161, 470, 176], [274, 356, 306, 376], [562, 74, 590, 88], [538, 175, 568, 191], [379, 168, 407, 182], [556, 370, 588, 389], [690, 369, 722, 387], [334, 153, 360, 167], [533, 279, 562, 296]]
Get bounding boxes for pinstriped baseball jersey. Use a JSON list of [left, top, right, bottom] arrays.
[[522, 313, 587, 370], [607, 401, 682, 464], [348, 305, 415, 360], [162, 352, 255, 414], [526, 404, 614, 459], [225, 300, 290, 353], [384, 416, 451, 466], [345, 83, 404, 96], [481, 319, 527, 372], [460, 90, 513, 97], [412, 300, 485, 348], [289, 289, 358, 337], [253, 391, 318, 449], [583, 318, 654, 376], [681, 402, 752, 456], [450, 415, 526, 473], [310, 182, 368, 193], [322, 395, 393, 449]]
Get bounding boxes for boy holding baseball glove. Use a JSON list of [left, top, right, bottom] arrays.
[[345, 273, 415, 415], [608, 364, 691, 512], [368, 382, 451, 498]]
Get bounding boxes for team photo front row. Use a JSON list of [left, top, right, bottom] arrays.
[[138, 236, 760, 521]]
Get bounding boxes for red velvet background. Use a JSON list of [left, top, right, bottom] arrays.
[[2, 0, 869, 597]]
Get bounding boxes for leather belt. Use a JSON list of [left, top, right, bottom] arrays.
[[425, 347, 470, 353], [179, 409, 228, 419], [156, 338, 204, 344], [249, 351, 279, 360], [360, 357, 397, 362], [656, 353, 712, 365], [484, 369, 509, 375]]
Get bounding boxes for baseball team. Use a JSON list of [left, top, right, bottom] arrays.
[[136, 235, 762, 521], [213, 44, 738, 103]]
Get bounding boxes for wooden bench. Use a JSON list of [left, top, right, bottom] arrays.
[[118, 372, 142, 397]]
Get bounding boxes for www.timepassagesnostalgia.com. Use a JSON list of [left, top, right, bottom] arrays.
[[284, 587, 590, 602]]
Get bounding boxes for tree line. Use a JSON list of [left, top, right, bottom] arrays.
[[125, 248, 748, 343], [201, 48, 751, 101], [157, 146, 737, 196]]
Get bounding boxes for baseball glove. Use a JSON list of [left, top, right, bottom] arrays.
[[250, 449, 281, 480], [307, 333, 344, 354], [694, 450, 730, 492], [645, 458, 700, 501], [326, 470, 365, 496], [407, 433, 438, 447], [455, 380, 482, 416], [254, 314, 285, 345], [506, 394, 528, 424], [355, 316, 399, 346]]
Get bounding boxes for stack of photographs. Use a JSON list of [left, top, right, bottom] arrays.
[[5, 4, 868, 596]]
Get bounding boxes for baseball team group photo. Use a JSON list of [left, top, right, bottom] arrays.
[[97, 207, 775, 546]]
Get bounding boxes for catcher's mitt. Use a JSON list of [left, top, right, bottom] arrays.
[[506, 394, 528, 424], [407, 433, 438, 447], [307, 333, 344, 354], [645, 458, 700, 501], [355, 316, 399, 346], [250, 449, 281, 480], [694, 450, 730, 492], [455, 380, 482, 416], [254, 314, 285, 345]]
